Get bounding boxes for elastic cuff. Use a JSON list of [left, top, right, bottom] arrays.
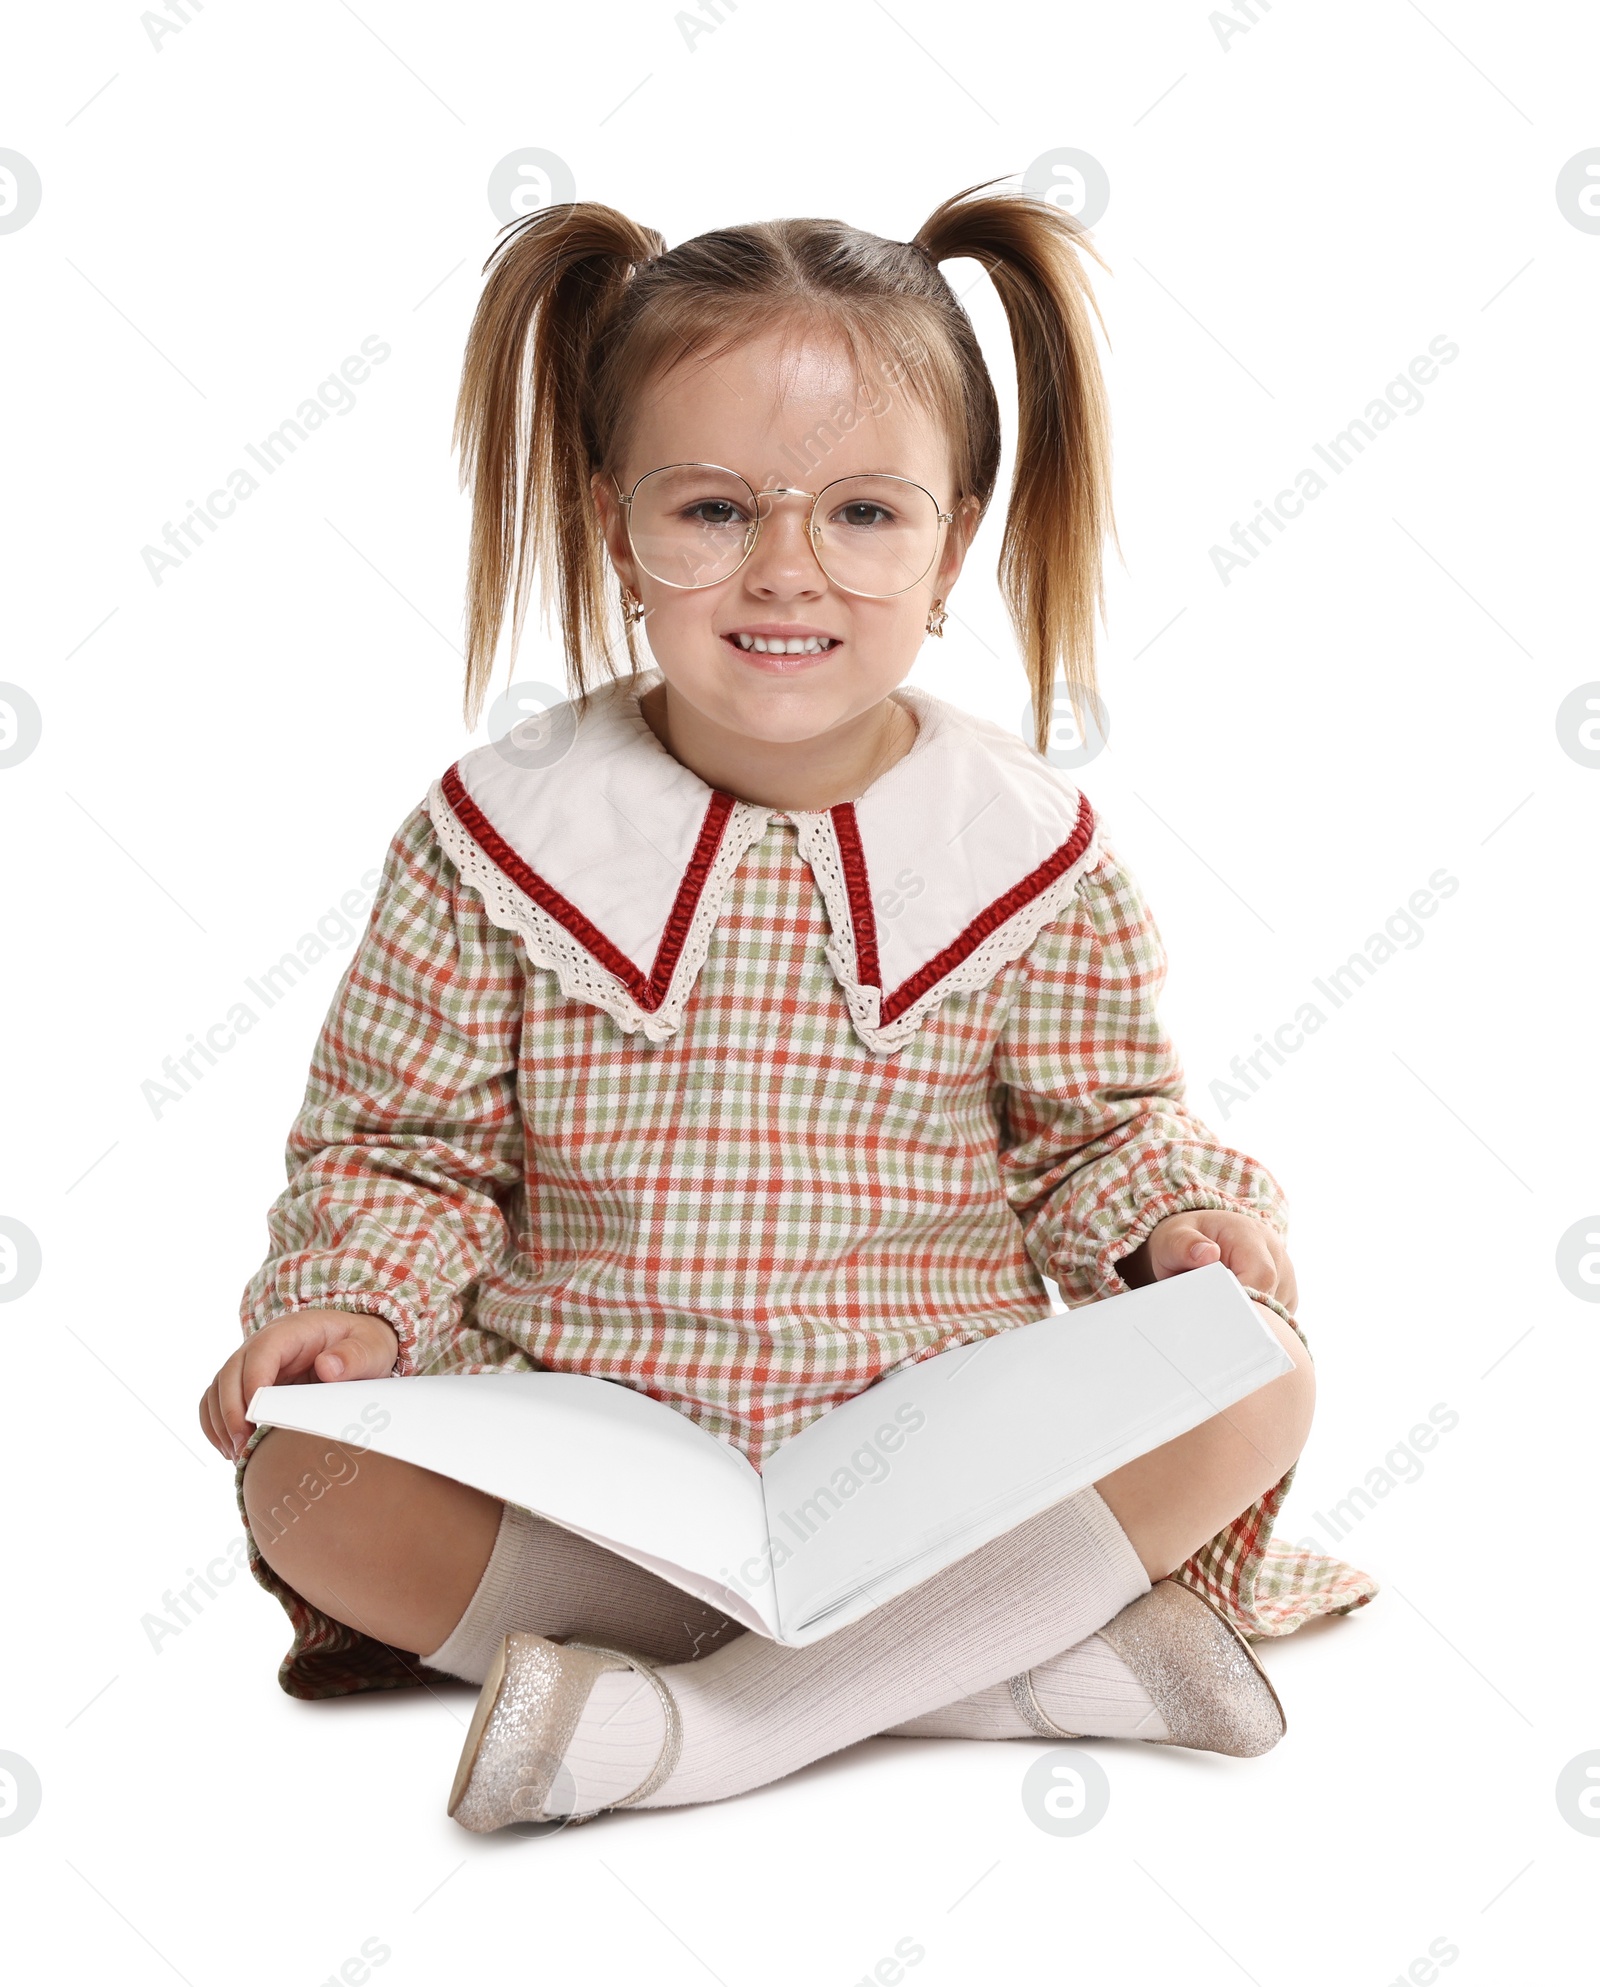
[[1090, 1190, 1283, 1298], [242, 1294, 423, 1377]]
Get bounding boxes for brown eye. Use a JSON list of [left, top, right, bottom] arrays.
[[684, 500, 746, 526], [834, 501, 895, 529]]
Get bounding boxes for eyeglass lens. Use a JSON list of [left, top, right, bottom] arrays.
[[626, 465, 943, 596]]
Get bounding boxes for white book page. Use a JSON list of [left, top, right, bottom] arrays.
[[245, 1370, 778, 1636], [759, 1265, 1294, 1642]]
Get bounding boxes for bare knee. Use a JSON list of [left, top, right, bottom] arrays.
[[1094, 1303, 1316, 1582], [242, 1428, 368, 1584], [1169, 1305, 1315, 1527], [243, 1426, 504, 1651], [1242, 1302, 1316, 1482]]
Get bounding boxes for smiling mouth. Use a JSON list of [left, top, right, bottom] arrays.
[[725, 633, 841, 656]]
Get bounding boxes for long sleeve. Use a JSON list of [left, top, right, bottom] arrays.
[[993, 838, 1289, 1306], [237, 799, 528, 1376]]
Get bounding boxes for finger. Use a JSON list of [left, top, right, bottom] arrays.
[[316, 1310, 398, 1382], [199, 1384, 227, 1458], [231, 1329, 298, 1454], [266, 1314, 328, 1385], [216, 1346, 257, 1458], [313, 1318, 355, 1380], [1148, 1220, 1223, 1278], [207, 1389, 234, 1461], [1248, 1228, 1297, 1310], [1219, 1223, 1279, 1293]]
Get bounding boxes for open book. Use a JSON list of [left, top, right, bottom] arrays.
[[247, 1263, 1292, 1648]]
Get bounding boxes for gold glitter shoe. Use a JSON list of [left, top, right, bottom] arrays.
[[1009, 1579, 1287, 1758], [447, 1632, 681, 1833]]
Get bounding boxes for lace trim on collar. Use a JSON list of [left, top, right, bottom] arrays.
[[426, 768, 773, 1044], [797, 792, 1099, 1056]]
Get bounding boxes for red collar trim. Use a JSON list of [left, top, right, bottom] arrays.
[[440, 762, 738, 1016], [831, 789, 1096, 1025], [425, 672, 1102, 1053]]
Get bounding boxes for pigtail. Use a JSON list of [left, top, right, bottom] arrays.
[[453, 201, 665, 730], [914, 183, 1118, 757]]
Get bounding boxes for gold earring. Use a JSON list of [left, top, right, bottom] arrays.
[[925, 597, 947, 637], [621, 587, 647, 625]]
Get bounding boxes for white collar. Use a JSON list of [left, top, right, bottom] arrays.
[[424, 667, 1098, 1056]]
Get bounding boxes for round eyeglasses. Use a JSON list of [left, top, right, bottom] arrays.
[[614, 462, 955, 598]]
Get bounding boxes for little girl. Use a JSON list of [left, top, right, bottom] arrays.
[[199, 181, 1376, 1828]]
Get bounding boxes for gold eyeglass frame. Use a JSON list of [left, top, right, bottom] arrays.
[[612, 462, 957, 599]]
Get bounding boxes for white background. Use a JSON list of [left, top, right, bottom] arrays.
[[3, 1, 1597, 1980]]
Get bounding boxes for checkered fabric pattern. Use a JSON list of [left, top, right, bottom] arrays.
[[235, 798, 1377, 1699]]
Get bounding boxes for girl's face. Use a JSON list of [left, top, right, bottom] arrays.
[[592, 326, 979, 759]]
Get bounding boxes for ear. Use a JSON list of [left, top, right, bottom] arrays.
[[933, 493, 983, 596], [590, 468, 638, 587]]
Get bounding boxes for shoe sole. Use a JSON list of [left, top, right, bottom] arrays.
[[447, 1632, 511, 1819]]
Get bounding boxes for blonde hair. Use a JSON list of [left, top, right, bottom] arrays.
[[452, 179, 1117, 754]]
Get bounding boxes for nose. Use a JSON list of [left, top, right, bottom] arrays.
[[742, 489, 826, 597]]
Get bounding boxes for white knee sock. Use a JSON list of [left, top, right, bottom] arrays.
[[558, 1483, 1151, 1812], [882, 1631, 1171, 1742], [419, 1502, 743, 1685]]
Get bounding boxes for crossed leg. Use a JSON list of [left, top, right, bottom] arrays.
[[243, 1302, 1312, 1802]]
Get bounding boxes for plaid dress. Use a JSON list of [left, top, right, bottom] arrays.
[[235, 667, 1377, 1699]]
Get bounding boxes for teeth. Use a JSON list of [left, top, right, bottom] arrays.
[[733, 633, 833, 654]]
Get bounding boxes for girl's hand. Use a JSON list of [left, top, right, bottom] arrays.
[[198, 1309, 399, 1460], [1142, 1210, 1299, 1312]]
